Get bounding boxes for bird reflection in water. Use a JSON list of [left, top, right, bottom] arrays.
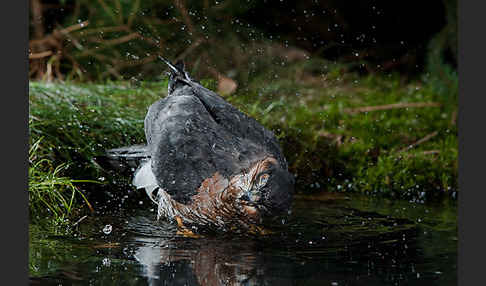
[[133, 236, 271, 286]]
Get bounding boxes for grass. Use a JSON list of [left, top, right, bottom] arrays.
[[29, 60, 458, 220], [28, 80, 163, 226], [29, 136, 96, 227]]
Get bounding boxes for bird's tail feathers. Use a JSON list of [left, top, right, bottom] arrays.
[[158, 56, 191, 82], [93, 144, 149, 174], [106, 144, 149, 159]]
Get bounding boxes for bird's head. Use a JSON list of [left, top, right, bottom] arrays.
[[235, 159, 294, 224]]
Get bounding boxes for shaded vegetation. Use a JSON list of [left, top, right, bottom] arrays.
[[30, 0, 270, 83], [30, 0, 456, 83]]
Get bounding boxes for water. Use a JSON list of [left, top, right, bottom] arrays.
[[29, 193, 456, 285]]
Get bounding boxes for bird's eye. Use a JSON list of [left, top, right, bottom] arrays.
[[259, 174, 269, 186]]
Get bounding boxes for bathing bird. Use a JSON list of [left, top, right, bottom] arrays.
[[103, 58, 294, 234]]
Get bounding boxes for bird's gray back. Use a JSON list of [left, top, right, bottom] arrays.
[[145, 85, 286, 203]]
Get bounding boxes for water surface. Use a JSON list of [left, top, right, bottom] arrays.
[[29, 193, 457, 285]]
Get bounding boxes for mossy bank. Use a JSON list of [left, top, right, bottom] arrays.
[[29, 61, 458, 224]]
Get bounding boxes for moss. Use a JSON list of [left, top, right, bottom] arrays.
[[230, 61, 457, 200]]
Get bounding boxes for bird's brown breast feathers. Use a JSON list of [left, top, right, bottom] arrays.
[[164, 157, 278, 229]]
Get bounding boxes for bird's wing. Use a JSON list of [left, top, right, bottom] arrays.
[[158, 57, 286, 168], [145, 92, 267, 204], [188, 82, 288, 169]]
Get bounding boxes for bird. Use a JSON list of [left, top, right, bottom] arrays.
[[102, 57, 294, 234]]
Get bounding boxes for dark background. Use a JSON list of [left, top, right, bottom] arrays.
[[29, 0, 457, 83]]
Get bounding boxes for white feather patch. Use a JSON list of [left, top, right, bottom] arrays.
[[133, 160, 159, 203]]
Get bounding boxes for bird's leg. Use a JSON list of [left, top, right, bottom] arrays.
[[175, 216, 201, 238]]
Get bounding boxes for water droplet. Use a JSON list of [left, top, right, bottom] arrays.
[[102, 224, 112, 235], [102, 257, 111, 266]]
